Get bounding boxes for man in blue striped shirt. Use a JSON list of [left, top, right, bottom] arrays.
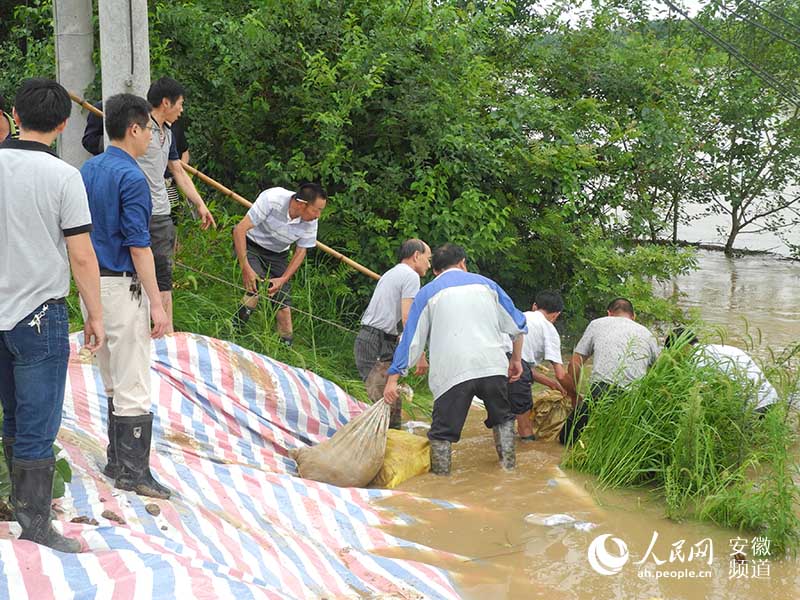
[[383, 244, 527, 475]]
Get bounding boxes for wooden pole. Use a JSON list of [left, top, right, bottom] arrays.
[[69, 92, 381, 281]]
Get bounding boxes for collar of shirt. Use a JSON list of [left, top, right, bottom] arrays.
[[105, 145, 138, 165], [434, 267, 462, 279], [0, 137, 58, 157]]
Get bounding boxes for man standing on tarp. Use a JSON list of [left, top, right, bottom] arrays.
[[80, 93, 172, 500], [0, 79, 105, 552], [383, 243, 527, 475], [232, 183, 327, 345], [354, 239, 431, 426]]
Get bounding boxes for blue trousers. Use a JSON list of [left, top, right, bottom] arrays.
[[0, 301, 69, 460]]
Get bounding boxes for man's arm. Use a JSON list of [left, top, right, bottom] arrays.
[[508, 335, 524, 382], [233, 216, 260, 293], [168, 159, 215, 229], [532, 368, 567, 395], [565, 353, 586, 407], [65, 233, 105, 352], [401, 297, 428, 375], [130, 247, 169, 338], [268, 246, 307, 296]]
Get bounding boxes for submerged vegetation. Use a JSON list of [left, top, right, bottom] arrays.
[[564, 335, 800, 555]]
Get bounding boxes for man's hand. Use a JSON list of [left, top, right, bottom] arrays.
[[383, 376, 400, 405], [414, 353, 429, 376], [242, 265, 260, 294], [150, 304, 169, 339], [196, 201, 216, 230], [267, 277, 286, 296], [508, 358, 523, 383], [83, 316, 106, 353]]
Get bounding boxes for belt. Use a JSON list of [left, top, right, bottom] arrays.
[[45, 297, 65, 305], [362, 325, 398, 343], [100, 269, 135, 277]]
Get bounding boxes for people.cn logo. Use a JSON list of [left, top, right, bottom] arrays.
[[588, 534, 630, 576]]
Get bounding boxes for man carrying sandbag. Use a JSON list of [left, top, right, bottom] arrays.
[[354, 239, 431, 425], [383, 243, 527, 475]]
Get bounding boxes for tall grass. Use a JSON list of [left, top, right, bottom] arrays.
[[564, 335, 800, 555], [66, 201, 436, 416]]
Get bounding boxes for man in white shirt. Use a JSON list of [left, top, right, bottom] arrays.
[[506, 291, 569, 440], [666, 327, 779, 414], [383, 244, 527, 475], [354, 239, 431, 426], [232, 183, 327, 345]]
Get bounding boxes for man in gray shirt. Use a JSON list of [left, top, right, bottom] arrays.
[[560, 297, 660, 444], [138, 77, 216, 334], [354, 239, 431, 427]]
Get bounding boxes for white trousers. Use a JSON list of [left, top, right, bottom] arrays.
[[81, 276, 151, 417]]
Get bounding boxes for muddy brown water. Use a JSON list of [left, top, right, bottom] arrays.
[[375, 251, 800, 599]]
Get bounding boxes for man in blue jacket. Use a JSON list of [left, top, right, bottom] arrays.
[[383, 243, 527, 475]]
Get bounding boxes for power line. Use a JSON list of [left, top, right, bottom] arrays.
[[173, 261, 360, 336], [740, 0, 800, 36], [660, 0, 800, 106], [713, 0, 800, 52]]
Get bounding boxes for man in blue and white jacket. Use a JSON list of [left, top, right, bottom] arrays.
[[383, 243, 527, 475]]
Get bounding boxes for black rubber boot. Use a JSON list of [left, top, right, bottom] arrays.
[[389, 399, 403, 430], [114, 413, 172, 499], [232, 305, 253, 331], [13, 457, 81, 553], [103, 397, 122, 479], [2, 437, 14, 508], [429, 440, 452, 475], [493, 420, 516, 471]]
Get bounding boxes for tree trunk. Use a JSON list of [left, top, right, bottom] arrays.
[[724, 212, 740, 256], [671, 195, 679, 243]]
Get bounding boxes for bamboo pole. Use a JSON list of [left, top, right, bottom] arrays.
[[69, 92, 381, 281]]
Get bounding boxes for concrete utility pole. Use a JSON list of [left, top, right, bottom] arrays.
[[53, 0, 94, 167], [98, 0, 151, 141]]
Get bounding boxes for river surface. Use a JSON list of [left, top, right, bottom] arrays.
[[375, 248, 800, 600]]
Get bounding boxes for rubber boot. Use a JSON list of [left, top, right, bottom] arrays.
[[232, 305, 253, 331], [114, 414, 172, 499], [429, 440, 452, 476], [493, 420, 516, 471], [13, 457, 81, 553], [103, 397, 122, 478], [492, 427, 502, 460], [389, 398, 403, 430], [2, 437, 14, 508]]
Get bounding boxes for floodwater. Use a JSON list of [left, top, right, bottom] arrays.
[[663, 250, 800, 356], [375, 249, 800, 599], [378, 413, 799, 600]]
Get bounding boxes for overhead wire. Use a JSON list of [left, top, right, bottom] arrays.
[[739, 0, 800, 36], [659, 0, 800, 106], [712, 0, 800, 52], [173, 260, 360, 336]]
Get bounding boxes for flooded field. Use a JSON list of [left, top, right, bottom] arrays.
[[376, 249, 800, 599]]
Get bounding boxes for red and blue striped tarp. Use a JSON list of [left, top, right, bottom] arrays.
[[0, 333, 461, 600]]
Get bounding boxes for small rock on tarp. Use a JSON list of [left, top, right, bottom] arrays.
[[146, 504, 161, 516], [70, 516, 99, 526], [101, 509, 126, 524]]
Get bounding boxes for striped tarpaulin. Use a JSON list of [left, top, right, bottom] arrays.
[[0, 333, 461, 600]]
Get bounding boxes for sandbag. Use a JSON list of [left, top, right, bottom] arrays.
[[531, 389, 572, 442], [371, 429, 430, 489], [290, 400, 390, 487]]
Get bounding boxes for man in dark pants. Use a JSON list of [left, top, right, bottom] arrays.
[[80, 94, 171, 499], [232, 183, 327, 345], [0, 79, 105, 552], [354, 239, 431, 426], [560, 297, 659, 445], [383, 244, 527, 475]]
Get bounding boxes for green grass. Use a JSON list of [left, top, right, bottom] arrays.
[[66, 201, 436, 419], [564, 334, 800, 556]]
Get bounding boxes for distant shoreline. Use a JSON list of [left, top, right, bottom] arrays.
[[630, 238, 799, 262]]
